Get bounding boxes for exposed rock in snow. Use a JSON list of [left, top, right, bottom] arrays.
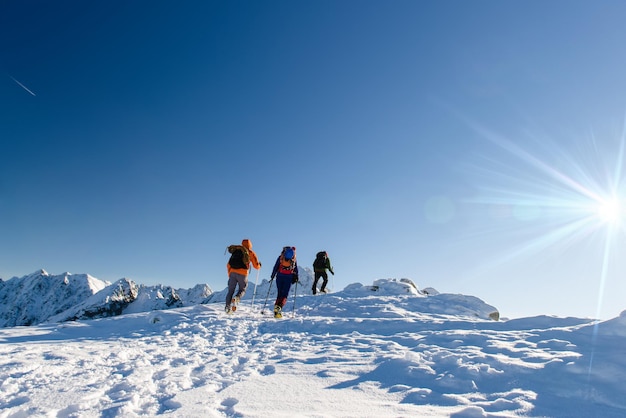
[[48, 280, 212, 323], [49, 278, 140, 322]]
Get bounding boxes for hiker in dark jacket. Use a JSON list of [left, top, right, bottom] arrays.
[[270, 246, 298, 318], [312, 251, 334, 295]]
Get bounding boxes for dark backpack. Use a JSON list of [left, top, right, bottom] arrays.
[[278, 246, 296, 274], [227, 245, 250, 270], [313, 251, 327, 270]]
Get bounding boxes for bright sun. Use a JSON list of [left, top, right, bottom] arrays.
[[596, 198, 622, 225]]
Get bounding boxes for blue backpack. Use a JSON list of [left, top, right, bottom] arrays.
[[278, 246, 296, 274]]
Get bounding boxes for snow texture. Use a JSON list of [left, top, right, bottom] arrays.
[[0, 270, 624, 417]]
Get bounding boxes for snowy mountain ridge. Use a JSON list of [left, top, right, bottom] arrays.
[[0, 269, 499, 328], [0, 270, 213, 328], [0, 269, 108, 327]]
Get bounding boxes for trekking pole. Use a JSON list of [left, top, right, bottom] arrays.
[[292, 279, 298, 318], [261, 278, 274, 315], [250, 268, 260, 308]]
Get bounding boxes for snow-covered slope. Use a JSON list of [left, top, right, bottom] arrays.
[[0, 293, 624, 417], [207, 266, 499, 320]]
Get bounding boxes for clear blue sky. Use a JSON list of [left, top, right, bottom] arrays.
[[2, 1, 626, 319]]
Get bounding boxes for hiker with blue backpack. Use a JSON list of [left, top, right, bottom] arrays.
[[270, 246, 299, 318], [225, 239, 261, 314]]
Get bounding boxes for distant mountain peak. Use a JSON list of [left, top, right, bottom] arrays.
[[24, 269, 49, 278]]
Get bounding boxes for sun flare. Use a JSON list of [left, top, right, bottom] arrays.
[[466, 121, 626, 320]]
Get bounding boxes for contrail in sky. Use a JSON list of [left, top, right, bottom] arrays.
[[10, 75, 36, 96]]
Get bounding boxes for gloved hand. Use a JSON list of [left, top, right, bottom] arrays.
[[331, 271, 335, 275], [292, 276, 299, 284], [271, 274, 275, 280]]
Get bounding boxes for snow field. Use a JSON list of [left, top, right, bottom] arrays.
[[1, 291, 626, 417]]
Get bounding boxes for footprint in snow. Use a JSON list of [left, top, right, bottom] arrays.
[[220, 397, 240, 416], [260, 365, 276, 375]]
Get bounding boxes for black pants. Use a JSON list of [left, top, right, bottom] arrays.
[[312, 271, 328, 294]]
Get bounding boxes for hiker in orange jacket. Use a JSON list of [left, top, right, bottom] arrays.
[[225, 238, 261, 313]]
